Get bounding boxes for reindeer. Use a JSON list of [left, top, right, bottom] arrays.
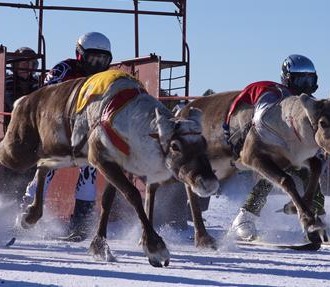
[[0, 70, 219, 267], [154, 91, 329, 249]]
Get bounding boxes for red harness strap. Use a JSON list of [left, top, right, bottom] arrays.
[[225, 81, 287, 125], [100, 88, 145, 156]]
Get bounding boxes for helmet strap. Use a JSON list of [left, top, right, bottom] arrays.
[[76, 44, 85, 62]]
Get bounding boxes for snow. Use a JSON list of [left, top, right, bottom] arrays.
[[1, 174, 330, 287]]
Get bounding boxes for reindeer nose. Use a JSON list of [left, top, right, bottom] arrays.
[[195, 175, 219, 197]]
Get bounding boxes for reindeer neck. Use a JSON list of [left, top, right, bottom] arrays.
[[281, 96, 319, 156]]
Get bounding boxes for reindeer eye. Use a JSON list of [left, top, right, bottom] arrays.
[[170, 141, 181, 152], [319, 119, 329, 129]]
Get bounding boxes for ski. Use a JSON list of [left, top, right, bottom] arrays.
[[236, 240, 322, 251], [54, 235, 83, 242], [48, 233, 86, 243], [5, 237, 16, 248]]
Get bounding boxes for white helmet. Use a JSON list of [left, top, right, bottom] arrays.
[[76, 32, 113, 75]]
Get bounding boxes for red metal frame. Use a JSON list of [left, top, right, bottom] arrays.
[[0, 1, 192, 216], [0, 46, 5, 140], [0, 0, 189, 98]]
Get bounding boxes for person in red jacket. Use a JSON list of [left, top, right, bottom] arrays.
[[230, 54, 325, 241], [22, 32, 113, 241]]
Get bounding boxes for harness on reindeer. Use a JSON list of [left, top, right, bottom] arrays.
[[223, 81, 289, 159], [65, 69, 143, 159]]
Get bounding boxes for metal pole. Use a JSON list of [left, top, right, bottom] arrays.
[[326, 159, 330, 195], [181, 0, 189, 97], [0, 2, 178, 16], [181, 0, 187, 62], [36, 0, 46, 82], [134, 0, 139, 58]]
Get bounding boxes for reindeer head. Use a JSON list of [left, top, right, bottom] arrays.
[[154, 107, 219, 197], [300, 94, 330, 153]]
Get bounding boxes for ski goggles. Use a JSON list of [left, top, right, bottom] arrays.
[[85, 52, 112, 70]]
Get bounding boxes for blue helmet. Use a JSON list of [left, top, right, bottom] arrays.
[[281, 54, 318, 95]]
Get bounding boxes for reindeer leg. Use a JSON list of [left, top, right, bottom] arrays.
[[281, 158, 327, 242], [302, 157, 327, 242], [186, 184, 218, 250], [243, 154, 324, 242], [139, 183, 159, 246], [20, 167, 48, 229], [96, 161, 170, 267], [302, 157, 322, 208], [144, 183, 159, 225], [283, 156, 323, 214], [89, 183, 116, 262]]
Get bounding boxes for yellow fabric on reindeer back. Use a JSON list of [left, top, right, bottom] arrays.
[[76, 69, 133, 113]]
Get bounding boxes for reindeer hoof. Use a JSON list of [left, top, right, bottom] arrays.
[[306, 216, 327, 244], [147, 254, 170, 268], [307, 216, 326, 233], [146, 247, 170, 267], [307, 230, 323, 244], [89, 235, 115, 262], [16, 213, 34, 229], [148, 257, 170, 267], [195, 234, 218, 250], [148, 258, 163, 267], [323, 230, 329, 242], [142, 233, 170, 267], [283, 201, 297, 214], [164, 258, 170, 267]]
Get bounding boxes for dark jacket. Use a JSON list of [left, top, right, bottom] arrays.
[[4, 73, 39, 131]]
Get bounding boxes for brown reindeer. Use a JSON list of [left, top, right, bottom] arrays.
[[172, 91, 329, 248], [0, 70, 219, 267]]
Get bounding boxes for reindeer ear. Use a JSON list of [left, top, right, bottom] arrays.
[[300, 93, 323, 125], [155, 107, 175, 152]]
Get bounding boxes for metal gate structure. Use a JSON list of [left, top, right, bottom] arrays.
[[0, 0, 195, 217], [0, 0, 190, 99]]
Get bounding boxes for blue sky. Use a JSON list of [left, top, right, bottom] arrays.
[[1, 0, 330, 98]]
